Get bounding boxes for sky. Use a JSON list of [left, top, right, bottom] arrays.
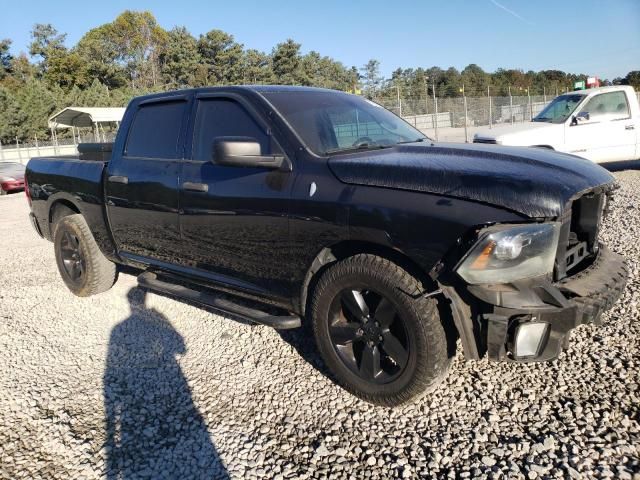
[[1, 0, 639, 81]]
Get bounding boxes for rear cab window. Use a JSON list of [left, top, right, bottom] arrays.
[[125, 100, 187, 159]]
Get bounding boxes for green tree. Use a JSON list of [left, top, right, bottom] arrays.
[[241, 49, 273, 84], [45, 50, 89, 90], [461, 64, 489, 96], [625, 71, 640, 89], [0, 86, 25, 142], [272, 39, 303, 85], [0, 39, 13, 80], [29, 24, 67, 74], [75, 24, 127, 89], [161, 27, 200, 87], [361, 59, 381, 98], [197, 30, 243, 85], [109, 11, 168, 88]]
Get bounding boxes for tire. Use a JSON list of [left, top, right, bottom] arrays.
[[310, 254, 451, 406], [53, 214, 117, 297]]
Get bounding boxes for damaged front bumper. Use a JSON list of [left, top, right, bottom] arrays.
[[445, 245, 628, 363]]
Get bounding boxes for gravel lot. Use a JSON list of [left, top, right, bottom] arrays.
[[1, 171, 639, 480]]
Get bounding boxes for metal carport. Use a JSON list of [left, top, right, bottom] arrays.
[[48, 107, 126, 143]]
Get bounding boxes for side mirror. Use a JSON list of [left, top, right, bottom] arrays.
[[213, 137, 288, 170], [572, 111, 590, 125]]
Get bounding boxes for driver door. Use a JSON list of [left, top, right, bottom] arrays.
[[178, 96, 295, 299], [565, 91, 636, 162]]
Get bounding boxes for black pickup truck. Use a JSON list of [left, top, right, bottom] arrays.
[[25, 86, 627, 406]]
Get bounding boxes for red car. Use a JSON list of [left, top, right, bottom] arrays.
[[0, 162, 26, 195]]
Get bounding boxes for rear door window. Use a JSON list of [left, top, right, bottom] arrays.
[[125, 100, 187, 158]]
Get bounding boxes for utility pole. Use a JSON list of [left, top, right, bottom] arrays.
[[543, 85, 547, 104], [527, 87, 532, 120], [396, 85, 402, 117]]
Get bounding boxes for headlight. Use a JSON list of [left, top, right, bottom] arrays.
[[456, 223, 561, 284]]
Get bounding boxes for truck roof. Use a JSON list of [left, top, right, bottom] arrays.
[[129, 85, 354, 104], [568, 85, 636, 95]]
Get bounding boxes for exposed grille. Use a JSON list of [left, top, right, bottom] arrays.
[[473, 138, 497, 144], [555, 190, 610, 280]]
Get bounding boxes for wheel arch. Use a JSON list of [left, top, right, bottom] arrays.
[[300, 240, 442, 315], [49, 199, 81, 236]]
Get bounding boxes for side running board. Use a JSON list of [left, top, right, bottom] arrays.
[[137, 271, 301, 330]]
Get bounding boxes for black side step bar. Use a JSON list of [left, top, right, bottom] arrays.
[[137, 271, 301, 330]]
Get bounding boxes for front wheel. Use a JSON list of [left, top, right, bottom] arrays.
[[54, 214, 117, 297], [310, 254, 451, 406]]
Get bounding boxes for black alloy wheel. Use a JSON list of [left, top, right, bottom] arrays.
[[328, 288, 410, 384], [59, 230, 86, 284], [311, 254, 452, 406]]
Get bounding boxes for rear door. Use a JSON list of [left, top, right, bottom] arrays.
[[178, 95, 295, 299], [565, 90, 636, 162], [106, 96, 189, 263]]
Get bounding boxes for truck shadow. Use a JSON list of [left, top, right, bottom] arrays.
[[103, 287, 230, 480]]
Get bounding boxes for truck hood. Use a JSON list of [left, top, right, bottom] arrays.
[[473, 121, 562, 146], [328, 142, 615, 218]]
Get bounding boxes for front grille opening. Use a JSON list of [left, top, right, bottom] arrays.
[[555, 190, 610, 281], [565, 193, 606, 276]]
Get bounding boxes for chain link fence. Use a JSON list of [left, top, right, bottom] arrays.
[[377, 94, 552, 142], [377, 90, 640, 143], [0, 132, 117, 164]]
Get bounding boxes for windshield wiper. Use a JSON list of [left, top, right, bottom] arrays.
[[324, 144, 390, 155], [396, 137, 428, 145], [532, 116, 552, 122]]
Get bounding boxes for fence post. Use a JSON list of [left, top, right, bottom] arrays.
[[35, 135, 41, 157], [543, 86, 547, 104], [16, 137, 22, 163], [508, 86, 514, 125], [463, 91, 469, 143], [488, 86, 492, 129], [528, 89, 532, 120], [433, 87, 439, 142], [424, 80, 429, 115], [0, 141, 3, 161]]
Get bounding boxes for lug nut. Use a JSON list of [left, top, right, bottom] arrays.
[[356, 328, 363, 336]]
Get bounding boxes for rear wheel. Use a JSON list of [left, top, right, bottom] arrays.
[[54, 214, 117, 297], [310, 254, 451, 406]]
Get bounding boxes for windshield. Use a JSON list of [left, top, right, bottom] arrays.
[[261, 91, 427, 155], [533, 94, 585, 124]]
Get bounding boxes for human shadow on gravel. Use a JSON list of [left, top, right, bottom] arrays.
[[103, 287, 230, 480]]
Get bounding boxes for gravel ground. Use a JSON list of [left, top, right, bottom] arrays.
[[1, 171, 639, 480]]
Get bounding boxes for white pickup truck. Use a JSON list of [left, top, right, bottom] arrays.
[[473, 85, 640, 163]]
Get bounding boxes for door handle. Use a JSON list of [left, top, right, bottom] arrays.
[[182, 182, 209, 193], [625, 125, 635, 130], [108, 175, 128, 184]]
